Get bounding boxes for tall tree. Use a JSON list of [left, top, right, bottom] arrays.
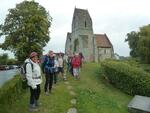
[[125, 31, 139, 57], [0, 53, 8, 65], [0, 1, 52, 62], [126, 25, 150, 63], [137, 25, 150, 63]]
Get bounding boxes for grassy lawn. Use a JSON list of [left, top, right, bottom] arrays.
[[8, 78, 71, 113], [73, 63, 132, 113], [8, 62, 132, 113]]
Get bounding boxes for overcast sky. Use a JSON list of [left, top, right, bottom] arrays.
[[1, 0, 150, 58]]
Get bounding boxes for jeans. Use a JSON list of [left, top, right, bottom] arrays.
[[44, 72, 53, 92]]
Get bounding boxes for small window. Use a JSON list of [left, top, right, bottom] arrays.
[[104, 49, 106, 54], [85, 21, 87, 27]]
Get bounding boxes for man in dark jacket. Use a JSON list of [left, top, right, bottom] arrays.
[[42, 50, 54, 95]]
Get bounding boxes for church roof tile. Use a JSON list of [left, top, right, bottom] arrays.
[[94, 34, 112, 48]]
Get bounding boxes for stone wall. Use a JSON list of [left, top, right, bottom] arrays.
[[95, 47, 113, 62]]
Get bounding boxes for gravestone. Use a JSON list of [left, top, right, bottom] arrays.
[[128, 95, 150, 113]]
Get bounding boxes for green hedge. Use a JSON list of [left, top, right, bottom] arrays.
[[101, 60, 150, 96], [0, 75, 27, 113]]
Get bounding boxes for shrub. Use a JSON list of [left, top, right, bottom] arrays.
[[0, 75, 27, 113], [101, 60, 150, 96]]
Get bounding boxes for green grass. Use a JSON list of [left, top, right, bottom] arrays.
[[8, 79, 71, 113], [72, 63, 132, 113], [7, 62, 132, 113]]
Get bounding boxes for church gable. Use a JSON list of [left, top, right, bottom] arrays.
[[94, 34, 113, 48]]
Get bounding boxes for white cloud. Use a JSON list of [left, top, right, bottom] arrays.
[[1, 0, 150, 58]]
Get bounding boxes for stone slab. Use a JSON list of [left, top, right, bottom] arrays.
[[128, 95, 150, 113], [70, 91, 76, 96], [67, 108, 77, 113], [64, 81, 69, 85], [67, 86, 72, 90], [71, 99, 77, 105]]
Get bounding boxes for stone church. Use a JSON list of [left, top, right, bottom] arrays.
[[65, 8, 114, 62]]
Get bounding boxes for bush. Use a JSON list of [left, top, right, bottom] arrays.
[[0, 75, 27, 113], [101, 60, 150, 96], [140, 64, 150, 73]]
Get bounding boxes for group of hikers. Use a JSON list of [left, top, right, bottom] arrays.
[[24, 50, 84, 112]]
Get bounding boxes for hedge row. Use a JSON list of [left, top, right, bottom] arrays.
[[0, 75, 26, 113], [101, 60, 150, 96]]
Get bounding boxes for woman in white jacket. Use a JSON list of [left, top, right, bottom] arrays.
[[25, 52, 42, 111]]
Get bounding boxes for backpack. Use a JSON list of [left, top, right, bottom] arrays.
[[20, 61, 33, 81]]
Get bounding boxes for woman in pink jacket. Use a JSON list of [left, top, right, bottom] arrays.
[[71, 53, 81, 79]]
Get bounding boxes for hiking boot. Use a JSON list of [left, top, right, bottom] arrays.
[[29, 104, 38, 112], [63, 76, 67, 81], [35, 100, 42, 107]]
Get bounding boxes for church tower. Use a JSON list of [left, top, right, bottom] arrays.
[[65, 8, 114, 62], [71, 8, 94, 61]]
